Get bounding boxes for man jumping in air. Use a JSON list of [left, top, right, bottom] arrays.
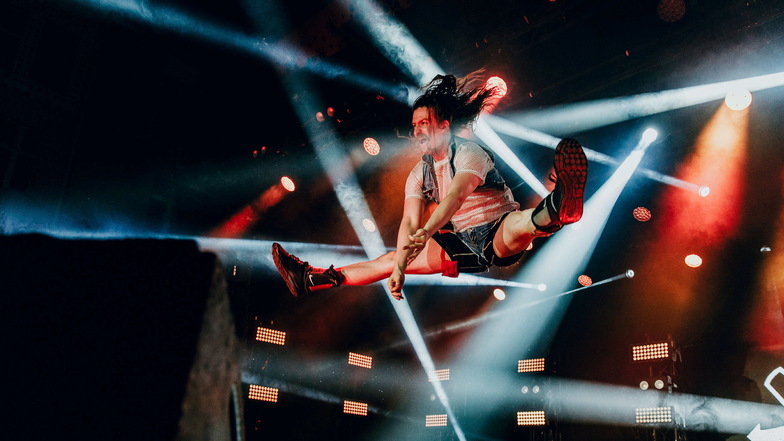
[[272, 72, 588, 300]]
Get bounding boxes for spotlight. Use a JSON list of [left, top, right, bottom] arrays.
[[428, 369, 450, 382], [635, 406, 673, 424], [760, 246, 772, 253], [280, 176, 296, 192], [684, 254, 703, 268], [362, 218, 376, 232], [642, 128, 658, 144], [486, 76, 508, 98], [537, 283, 547, 292], [633, 206, 652, 222], [724, 87, 752, 110], [639, 377, 670, 391], [343, 400, 368, 416], [426, 414, 448, 427], [256, 327, 286, 345], [363, 137, 380, 155], [316, 111, 325, 122], [631, 342, 670, 362], [493, 288, 506, 300], [248, 384, 279, 403], [698, 186, 711, 197], [578, 275, 593, 286], [626, 269, 635, 278], [518, 358, 546, 373], [348, 352, 373, 369], [516, 411, 546, 426]]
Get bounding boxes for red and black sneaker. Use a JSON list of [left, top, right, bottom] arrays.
[[271, 242, 312, 297], [532, 138, 588, 234], [271, 243, 345, 297], [552, 137, 588, 225]]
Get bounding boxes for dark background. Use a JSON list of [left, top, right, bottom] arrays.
[[1, 0, 783, 440]]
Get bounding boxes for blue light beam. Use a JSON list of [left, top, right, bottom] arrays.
[[454, 129, 655, 370], [499, 71, 784, 136]]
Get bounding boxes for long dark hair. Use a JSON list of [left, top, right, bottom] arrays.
[[412, 71, 499, 131]]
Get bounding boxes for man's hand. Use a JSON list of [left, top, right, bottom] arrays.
[[388, 265, 405, 300], [403, 228, 430, 263]]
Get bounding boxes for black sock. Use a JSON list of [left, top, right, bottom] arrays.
[[532, 193, 562, 234], [306, 265, 345, 291]]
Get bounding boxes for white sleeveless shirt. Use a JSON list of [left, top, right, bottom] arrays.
[[405, 139, 519, 232]]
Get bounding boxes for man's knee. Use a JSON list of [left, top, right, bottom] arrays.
[[372, 251, 396, 271], [503, 210, 533, 234]]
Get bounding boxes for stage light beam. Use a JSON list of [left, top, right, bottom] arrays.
[[279, 62, 467, 441], [661, 104, 749, 246], [458, 130, 655, 365], [497, 71, 784, 135], [209, 183, 290, 238], [484, 114, 707, 196]]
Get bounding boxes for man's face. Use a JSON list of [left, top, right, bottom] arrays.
[[411, 107, 450, 156]]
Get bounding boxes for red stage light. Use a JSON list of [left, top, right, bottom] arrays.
[[486, 76, 508, 98], [633, 207, 652, 222], [578, 275, 593, 286], [657, 0, 686, 23]]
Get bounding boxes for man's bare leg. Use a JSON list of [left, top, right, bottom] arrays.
[[271, 240, 447, 296], [492, 208, 538, 259]]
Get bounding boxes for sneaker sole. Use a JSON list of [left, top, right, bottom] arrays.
[[554, 138, 588, 224], [271, 242, 304, 297]]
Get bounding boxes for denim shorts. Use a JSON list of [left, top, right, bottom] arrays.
[[431, 211, 524, 273]]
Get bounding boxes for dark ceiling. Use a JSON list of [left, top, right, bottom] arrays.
[[2, 0, 784, 440]]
